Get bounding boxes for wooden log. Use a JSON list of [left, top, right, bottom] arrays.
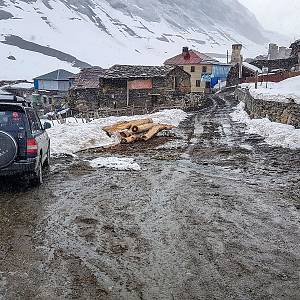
[[121, 134, 142, 144], [119, 129, 132, 138], [141, 124, 175, 141], [102, 121, 131, 134], [128, 118, 153, 128], [103, 118, 153, 134], [132, 123, 156, 133]]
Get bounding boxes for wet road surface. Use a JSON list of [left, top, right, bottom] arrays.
[[0, 92, 299, 299]]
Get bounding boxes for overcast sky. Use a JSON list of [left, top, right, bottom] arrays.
[[238, 0, 300, 40]]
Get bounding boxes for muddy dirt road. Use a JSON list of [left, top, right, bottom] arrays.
[[0, 93, 299, 300]]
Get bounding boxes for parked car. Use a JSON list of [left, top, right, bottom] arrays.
[[0, 94, 51, 185]]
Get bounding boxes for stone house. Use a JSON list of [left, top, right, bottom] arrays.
[[164, 47, 231, 93], [99, 65, 190, 108], [69, 66, 106, 110], [290, 40, 300, 70], [227, 62, 262, 86]]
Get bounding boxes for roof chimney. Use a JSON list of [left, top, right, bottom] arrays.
[[182, 47, 190, 59]]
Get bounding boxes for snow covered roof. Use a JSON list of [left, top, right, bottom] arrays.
[[103, 65, 180, 79], [34, 69, 75, 81], [8, 82, 34, 89], [243, 62, 262, 74], [164, 49, 219, 65]]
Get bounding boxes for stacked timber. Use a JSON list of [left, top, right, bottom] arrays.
[[102, 118, 175, 143]]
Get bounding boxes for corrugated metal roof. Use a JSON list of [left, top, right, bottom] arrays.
[[34, 69, 75, 81], [164, 50, 219, 65], [103, 65, 177, 79], [72, 67, 106, 89]]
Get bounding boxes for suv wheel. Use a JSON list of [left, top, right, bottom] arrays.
[[32, 160, 43, 186], [0, 131, 18, 169], [44, 144, 50, 169]]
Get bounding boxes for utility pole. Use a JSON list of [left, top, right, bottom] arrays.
[[255, 70, 258, 89], [127, 80, 130, 106]]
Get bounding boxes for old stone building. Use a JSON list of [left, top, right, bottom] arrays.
[[226, 62, 262, 86], [69, 66, 106, 110], [251, 40, 300, 72], [99, 65, 191, 108], [251, 56, 298, 72], [290, 40, 300, 70]]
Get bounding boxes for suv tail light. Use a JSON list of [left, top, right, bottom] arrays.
[[27, 138, 38, 154]]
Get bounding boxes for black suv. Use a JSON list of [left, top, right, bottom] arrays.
[[0, 94, 51, 185]]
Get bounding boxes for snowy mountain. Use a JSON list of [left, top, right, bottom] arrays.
[[0, 0, 269, 80], [239, 0, 300, 40]]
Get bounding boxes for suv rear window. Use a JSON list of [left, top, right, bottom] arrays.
[[0, 107, 26, 132], [26, 109, 43, 133]]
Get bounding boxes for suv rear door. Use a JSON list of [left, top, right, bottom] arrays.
[[0, 105, 28, 160]]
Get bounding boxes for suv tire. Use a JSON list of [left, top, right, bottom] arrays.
[[32, 160, 43, 186], [44, 144, 50, 168], [0, 131, 18, 169]]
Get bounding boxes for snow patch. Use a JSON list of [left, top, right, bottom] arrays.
[[231, 102, 300, 149], [47, 109, 188, 155], [241, 75, 300, 105], [89, 156, 141, 171]]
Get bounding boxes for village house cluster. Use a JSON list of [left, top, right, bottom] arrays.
[[2, 41, 300, 113]]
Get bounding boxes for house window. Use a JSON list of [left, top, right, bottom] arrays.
[[202, 66, 207, 73], [191, 66, 195, 72], [205, 81, 211, 88], [196, 80, 201, 87]]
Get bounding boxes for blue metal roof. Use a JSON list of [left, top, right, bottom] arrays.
[[34, 69, 75, 81]]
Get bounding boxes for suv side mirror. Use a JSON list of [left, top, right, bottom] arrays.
[[43, 122, 51, 130]]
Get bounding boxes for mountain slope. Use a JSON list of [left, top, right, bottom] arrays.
[[239, 0, 300, 39], [0, 0, 269, 80]]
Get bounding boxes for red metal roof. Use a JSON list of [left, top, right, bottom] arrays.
[[164, 50, 218, 65]]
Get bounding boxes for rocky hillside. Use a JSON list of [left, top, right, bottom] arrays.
[[0, 0, 269, 79]]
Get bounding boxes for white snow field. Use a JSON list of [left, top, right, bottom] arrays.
[[47, 109, 188, 155], [89, 156, 141, 171], [231, 102, 300, 149], [241, 75, 300, 105]]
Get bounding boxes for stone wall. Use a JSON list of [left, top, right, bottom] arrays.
[[68, 88, 100, 111], [251, 56, 298, 72], [235, 88, 300, 128], [100, 78, 128, 108], [242, 71, 300, 84]]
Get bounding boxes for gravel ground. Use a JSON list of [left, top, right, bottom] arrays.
[[0, 92, 299, 300]]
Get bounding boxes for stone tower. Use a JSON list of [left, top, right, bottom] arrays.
[[231, 44, 243, 65], [268, 43, 279, 60]]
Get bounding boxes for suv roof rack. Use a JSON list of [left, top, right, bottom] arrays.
[[0, 94, 32, 107]]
